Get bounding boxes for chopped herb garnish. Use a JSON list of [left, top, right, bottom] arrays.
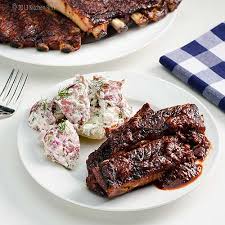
[[42, 99, 48, 111], [58, 88, 70, 98], [94, 111, 100, 117], [58, 121, 66, 132]]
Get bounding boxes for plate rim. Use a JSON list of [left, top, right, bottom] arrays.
[[17, 71, 221, 211], [0, 12, 177, 67]]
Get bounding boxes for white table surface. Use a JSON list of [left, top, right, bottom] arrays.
[[0, 0, 224, 224]]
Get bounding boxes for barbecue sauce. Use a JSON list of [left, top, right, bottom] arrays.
[[154, 163, 202, 190]]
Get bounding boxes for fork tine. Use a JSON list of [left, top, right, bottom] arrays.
[[14, 74, 28, 104], [6, 73, 24, 105], [3, 70, 19, 101], [0, 69, 14, 97]]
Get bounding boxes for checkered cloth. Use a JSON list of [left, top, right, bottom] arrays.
[[160, 23, 225, 112]]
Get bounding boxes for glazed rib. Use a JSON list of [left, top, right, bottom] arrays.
[[91, 136, 195, 198], [86, 103, 155, 195], [43, 0, 182, 38], [0, 0, 81, 52], [86, 103, 206, 196]]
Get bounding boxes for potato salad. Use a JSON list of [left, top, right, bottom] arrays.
[[42, 120, 80, 169], [28, 75, 132, 169]]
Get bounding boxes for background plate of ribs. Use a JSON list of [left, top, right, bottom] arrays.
[[0, 0, 181, 65], [18, 72, 220, 211]]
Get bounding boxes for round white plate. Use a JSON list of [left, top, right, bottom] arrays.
[[0, 13, 176, 66], [17, 71, 220, 211]]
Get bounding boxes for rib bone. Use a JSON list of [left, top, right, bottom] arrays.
[[91, 23, 108, 39], [111, 18, 128, 33], [131, 12, 149, 26]]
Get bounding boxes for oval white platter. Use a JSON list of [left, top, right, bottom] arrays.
[[17, 71, 220, 211], [0, 12, 176, 66]]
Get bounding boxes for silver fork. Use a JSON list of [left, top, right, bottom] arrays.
[[0, 69, 28, 118]]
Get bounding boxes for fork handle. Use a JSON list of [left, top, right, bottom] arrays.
[[0, 105, 15, 115]]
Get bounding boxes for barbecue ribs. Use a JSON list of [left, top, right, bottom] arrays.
[[92, 136, 195, 198], [0, 0, 81, 52], [86, 103, 210, 198], [87, 103, 155, 195], [43, 0, 182, 39]]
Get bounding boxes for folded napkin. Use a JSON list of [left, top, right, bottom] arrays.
[[160, 23, 225, 112]]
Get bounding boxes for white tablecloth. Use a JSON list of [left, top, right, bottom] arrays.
[[0, 0, 224, 224]]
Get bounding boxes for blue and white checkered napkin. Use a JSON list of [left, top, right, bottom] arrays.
[[160, 23, 225, 112]]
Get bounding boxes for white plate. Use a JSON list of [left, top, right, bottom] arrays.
[[17, 71, 220, 211], [0, 13, 176, 66]]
